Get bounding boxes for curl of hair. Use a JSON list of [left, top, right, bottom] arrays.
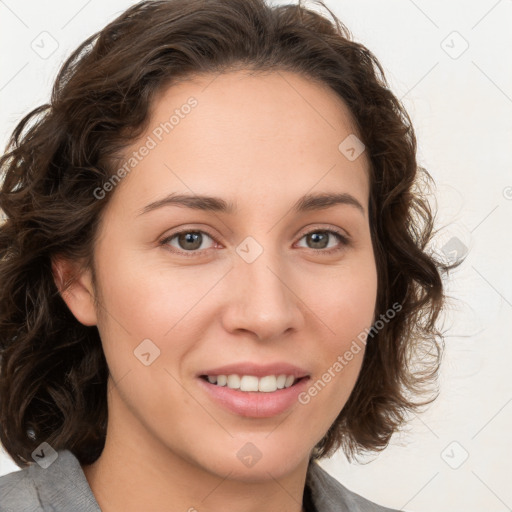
[[0, 0, 465, 467]]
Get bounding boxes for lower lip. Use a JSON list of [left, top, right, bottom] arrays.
[[197, 377, 310, 418]]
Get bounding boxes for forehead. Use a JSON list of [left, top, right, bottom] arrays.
[[151, 69, 362, 149], [106, 69, 370, 218]]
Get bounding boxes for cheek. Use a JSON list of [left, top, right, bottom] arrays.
[[95, 252, 205, 340], [93, 258, 202, 418], [302, 261, 377, 402], [306, 260, 378, 347], [92, 252, 225, 389]]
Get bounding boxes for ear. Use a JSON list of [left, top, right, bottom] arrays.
[[51, 256, 98, 326]]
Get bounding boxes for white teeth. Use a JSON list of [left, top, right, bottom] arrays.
[[284, 375, 295, 388], [227, 374, 240, 389], [204, 374, 299, 392], [258, 375, 276, 392], [240, 375, 259, 391], [276, 375, 287, 389]]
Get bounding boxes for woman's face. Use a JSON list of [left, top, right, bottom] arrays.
[[68, 70, 377, 479]]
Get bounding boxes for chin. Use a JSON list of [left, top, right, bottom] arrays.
[[198, 442, 309, 482]]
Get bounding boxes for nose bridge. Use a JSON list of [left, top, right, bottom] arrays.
[[224, 234, 303, 340]]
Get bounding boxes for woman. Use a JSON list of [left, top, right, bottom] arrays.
[[0, 0, 462, 510]]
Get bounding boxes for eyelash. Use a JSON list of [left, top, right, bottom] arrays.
[[159, 226, 350, 258]]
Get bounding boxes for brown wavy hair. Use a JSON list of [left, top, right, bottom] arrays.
[[0, 0, 464, 468]]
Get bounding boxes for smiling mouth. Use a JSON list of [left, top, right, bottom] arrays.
[[199, 374, 309, 393]]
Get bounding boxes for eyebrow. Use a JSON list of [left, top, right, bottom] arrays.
[[138, 191, 365, 216]]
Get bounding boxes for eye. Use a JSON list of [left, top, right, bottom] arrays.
[[159, 227, 350, 257], [160, 230, 216, 256], [296, 228, 350, 254]]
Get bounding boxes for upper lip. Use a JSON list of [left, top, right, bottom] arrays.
[[197, 362, 310, 379]]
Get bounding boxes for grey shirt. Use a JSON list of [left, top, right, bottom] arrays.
[[0, 449, 401, 511]]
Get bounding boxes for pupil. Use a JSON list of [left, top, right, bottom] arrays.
[[180, 232, 201, 250], [309, 232, 327, 249]]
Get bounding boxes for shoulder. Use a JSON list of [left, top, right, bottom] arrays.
[[307, 460, 402, 512], [0, 464, 41, 512], [0, 449, 100, 512]]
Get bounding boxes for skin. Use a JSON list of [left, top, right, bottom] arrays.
[[54, 69, 378, 512]]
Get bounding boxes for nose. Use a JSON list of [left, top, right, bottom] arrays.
[[221, 246, 305, 342]]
